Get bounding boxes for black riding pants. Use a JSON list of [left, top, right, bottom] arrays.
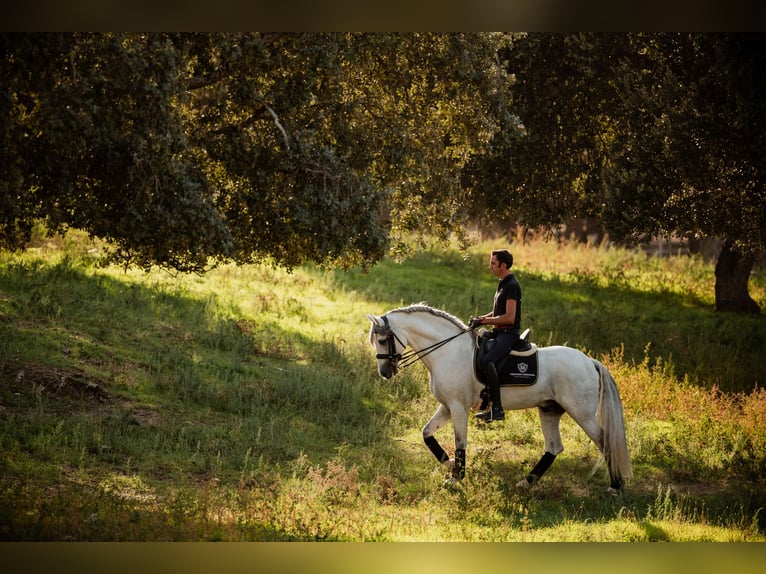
[[481, 330, 520, 373]]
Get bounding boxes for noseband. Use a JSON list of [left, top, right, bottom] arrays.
[[373, 315, 473, 372]]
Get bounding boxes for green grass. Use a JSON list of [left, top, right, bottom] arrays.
[[0, 231, 765, 541]]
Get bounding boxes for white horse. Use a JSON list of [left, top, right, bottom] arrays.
[[366, 304, 632, 492]]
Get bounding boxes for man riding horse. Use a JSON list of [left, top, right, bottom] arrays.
[[469, 249, 522, 423]]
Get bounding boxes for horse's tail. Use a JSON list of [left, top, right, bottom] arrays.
[[592, 360, 633, 487]]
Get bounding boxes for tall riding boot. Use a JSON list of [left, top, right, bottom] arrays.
[[476, 363, 505, 422]]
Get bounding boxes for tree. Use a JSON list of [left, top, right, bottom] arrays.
[[1, 33, 513, 272], [1, 33, 234, 272], [466, 33, 765, 313], [638, 34, 766, 313]]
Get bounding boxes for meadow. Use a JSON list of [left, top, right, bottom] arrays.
[[1, 229, 765, 543]]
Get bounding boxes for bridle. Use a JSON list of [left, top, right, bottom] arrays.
[[373, 315, 473, 372]]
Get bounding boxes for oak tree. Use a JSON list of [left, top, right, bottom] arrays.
[[1, 33, 512, 271], [467, 33, 765, 313]]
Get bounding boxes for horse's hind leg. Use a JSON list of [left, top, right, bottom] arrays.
[[569, 407, 624, 491], [517, 402, 565, 489]]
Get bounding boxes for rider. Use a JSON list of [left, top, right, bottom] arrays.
[[470, 249, 522, 423]]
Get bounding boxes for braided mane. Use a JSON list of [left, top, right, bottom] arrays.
[[387, 303, 468, 330]]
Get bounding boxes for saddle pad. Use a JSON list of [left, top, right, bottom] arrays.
[[499, 353, 538, 386], [473, 334, 539, 387]]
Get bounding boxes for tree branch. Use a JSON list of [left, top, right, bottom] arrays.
[[261, 102, 290, 151]]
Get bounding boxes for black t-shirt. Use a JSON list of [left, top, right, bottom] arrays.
[[492, 273, 521, 330]]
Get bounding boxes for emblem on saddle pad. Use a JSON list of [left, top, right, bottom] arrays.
[[502, 353, 538, 385], [474, 331, 539, 386]]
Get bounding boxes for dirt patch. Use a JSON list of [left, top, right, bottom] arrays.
[[126, 405, 164, 428], [2, 361, 172, 430], [6, 362, 109, 403]]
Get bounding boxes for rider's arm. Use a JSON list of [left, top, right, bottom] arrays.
[[480, 299, 516, 327]]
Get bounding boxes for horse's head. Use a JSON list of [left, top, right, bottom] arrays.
[[366, 314, 407, 379]]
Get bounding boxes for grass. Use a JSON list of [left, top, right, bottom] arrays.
[[0, 229, 765, 542]]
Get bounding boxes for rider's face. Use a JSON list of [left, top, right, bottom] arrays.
[[489, 255, 502, 277]]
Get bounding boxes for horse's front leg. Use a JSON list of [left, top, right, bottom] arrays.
[[448, 401, 469, 480], [422, 403, 464, 478]]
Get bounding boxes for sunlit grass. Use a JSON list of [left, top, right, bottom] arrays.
[[1, 229, 765, 541]]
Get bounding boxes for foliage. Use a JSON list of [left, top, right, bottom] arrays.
[[0, 34, 233, 272], [3, 33, 763, 312], [1, 233, 764, 541], [0, 33, 513, 271], [470, 33, 766, 252], [465, 33, 766, 312]]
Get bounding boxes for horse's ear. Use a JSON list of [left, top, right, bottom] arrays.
[[365, 313, 380, 327]]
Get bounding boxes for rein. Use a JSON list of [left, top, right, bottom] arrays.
[[375, 315, 473, 371]]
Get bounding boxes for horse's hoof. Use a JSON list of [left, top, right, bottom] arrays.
[[607, 486, 621, 496], [516, 475, 536, 489], [443, 459, 455, 473], [442, 476, 459, 489]]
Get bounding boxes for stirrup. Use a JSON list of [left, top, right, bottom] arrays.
[[475, 406, 505, 423], [474, 409, 490, 420]]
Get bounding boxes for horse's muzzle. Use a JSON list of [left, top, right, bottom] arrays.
[[378, 362, 398, 379]]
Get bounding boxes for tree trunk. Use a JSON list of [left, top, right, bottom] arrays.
[[714, 240, 761, 313]]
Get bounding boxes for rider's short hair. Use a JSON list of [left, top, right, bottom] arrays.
[[492, 249, 513, 269]]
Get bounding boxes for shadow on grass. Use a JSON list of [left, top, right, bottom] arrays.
[[2, 254, 764, 540], [0, 257, 419, 539], [476, 453, 766, 536]]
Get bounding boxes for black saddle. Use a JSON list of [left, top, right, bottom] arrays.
[[474, 328, 539, 387]]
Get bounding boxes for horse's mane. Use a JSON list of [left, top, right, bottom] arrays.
[[387, 303, 468, 330]]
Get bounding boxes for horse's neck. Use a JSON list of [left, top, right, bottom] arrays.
[[393, 312, 473, 378], [394, 312, 458, 348]]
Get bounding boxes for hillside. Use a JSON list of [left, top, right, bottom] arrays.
[[1, 232, 765, 542]]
